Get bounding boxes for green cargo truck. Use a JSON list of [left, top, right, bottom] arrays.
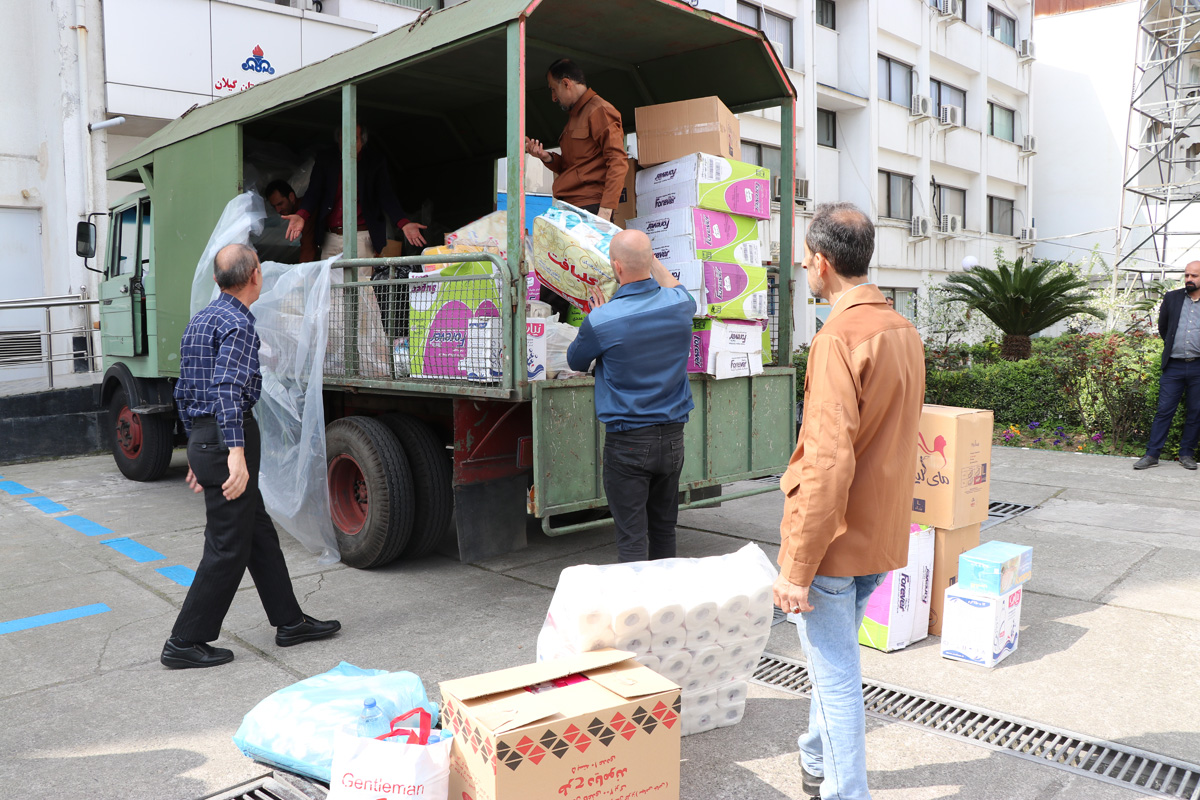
[[77, 0, 799, 566]]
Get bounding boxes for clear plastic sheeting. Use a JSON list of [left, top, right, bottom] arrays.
[[190, 192, 340, 564]]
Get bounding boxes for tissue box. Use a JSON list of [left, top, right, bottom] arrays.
[[463, 317, 502, 382], [912, 405, 993, 529], [630, 207, 762, 266], [689, 318, 764, 374], [701, 262, 769, 320], [407, 261, 501, 379], [858, 525, 934, 652], [940, 584, 1023, 668], [442, 650, 681, 800], [635, 153, 770, 220], [958, 541, 1032, 595], [532, 203, 620, 312], [527, 321, 549, 382], [526, 271, 544, 302], [928, 523, 981, 636]]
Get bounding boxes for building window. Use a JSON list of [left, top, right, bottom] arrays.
[[934, 184, 967, 223], [988, 102, 1015, 142], [988, 7, 1017, 47], [879, 170, 914, 220], [817, 0, 835, 29], [878, 55, 913, 106], [930, 78, 966, 117], [881, 288, 919, 320], [817, 109, 837, 148], [741, 141, 783, 180], [738, 2, 794, 68], [988, 196, 1015, 236]]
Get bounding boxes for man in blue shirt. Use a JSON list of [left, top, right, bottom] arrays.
[[568, 229, 695, 561], [163, 243, 340, 669]]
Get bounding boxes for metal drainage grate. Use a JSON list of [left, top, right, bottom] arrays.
[[982, 501, 1037, 531], [753, 652, 1200, 798], [750, 473, 783, 485], [200, 772, 327, 800]]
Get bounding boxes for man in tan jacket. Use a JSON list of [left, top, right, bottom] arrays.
[[774, 203, 925, 799]]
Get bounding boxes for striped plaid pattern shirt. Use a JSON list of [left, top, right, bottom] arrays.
[[173, 292, 261, 448]]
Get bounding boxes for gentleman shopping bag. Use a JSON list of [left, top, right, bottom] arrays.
[[328, 708, 451, 800]]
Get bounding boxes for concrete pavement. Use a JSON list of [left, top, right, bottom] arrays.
[[0, 446, 1195, 799]]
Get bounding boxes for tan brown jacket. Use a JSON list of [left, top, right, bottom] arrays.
[[778, 284, 926, 586], [545, 88, 629, 209]]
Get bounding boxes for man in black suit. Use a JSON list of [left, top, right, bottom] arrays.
[[1135, 261, 1200, 470]]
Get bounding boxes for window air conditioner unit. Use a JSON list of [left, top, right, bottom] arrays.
[[1021, 134, 1038, 154], [1019, 227, 1037, 243], [772, 176, 811, 204], [940, 105, 963, 127], [911, 94, 934, 119], [1019, 39, 1035, 61], [941, 214, 964, 235], [911, 215, 933, 239], [938, 0, 962, 18]]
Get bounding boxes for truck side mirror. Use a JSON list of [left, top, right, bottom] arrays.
[[76, 221, 97, 259]]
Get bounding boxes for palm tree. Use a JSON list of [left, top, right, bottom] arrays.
[[940, 257, 1101, 360]]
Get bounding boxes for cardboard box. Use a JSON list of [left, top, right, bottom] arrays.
[[527, 321, 548, 382], [464, 317, 503, 382], [708, 350, 764, 380], [613, 157, 638, 229], [909, 525, 935, 645], [858, 525, 933, 652], [959, 541, 1033, 595], [911, 406, 993, 529], [408, 261, 502, 379], [940, 584, 1023, 668], [441, 649, 681, 800], [664, 260, 705, 292], [701, 262, 769, 320], [688, 318, 763, 374], [928, 523, 981, 636], [635, 154, 771, 220], [635, 97, 740, 167], [630, 207, 763, 267]]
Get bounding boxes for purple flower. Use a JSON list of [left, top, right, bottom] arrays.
[[1033, 437, 1043, 444], [1029, 422, 1041, 430], [1091, 432, 1104, 442]]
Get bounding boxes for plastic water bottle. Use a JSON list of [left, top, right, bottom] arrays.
[[356, 698, 390, 739]]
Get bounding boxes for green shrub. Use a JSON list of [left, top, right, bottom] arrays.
[[926, 357, 1078, 428], [793, 347, 810, 402]]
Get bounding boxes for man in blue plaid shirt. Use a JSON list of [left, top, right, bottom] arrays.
[[162, 243, 340, 669]]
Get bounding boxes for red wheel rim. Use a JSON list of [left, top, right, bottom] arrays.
[[328, 454, 368, 535], [116, 406, 143, 459]]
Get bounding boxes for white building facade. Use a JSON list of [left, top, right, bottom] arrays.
[[700, 0, 1037, 343], [0, 0, 424, 385]]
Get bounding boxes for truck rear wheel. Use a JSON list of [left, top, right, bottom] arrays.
[[109, 387, 173, 482], [379, 414, 454, 559], [326, 416, 414, 568]]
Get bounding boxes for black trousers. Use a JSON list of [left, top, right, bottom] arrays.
[[603, 423, 686, 563], [171, 417, 302, 643]]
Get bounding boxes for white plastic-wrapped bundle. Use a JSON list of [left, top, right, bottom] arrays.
[[534, 543, 778, 735]]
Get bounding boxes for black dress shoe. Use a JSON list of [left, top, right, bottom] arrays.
[[161, 638, 234, 669], [276, 614, 341, 647], [1181, 455, 1198, 470], [1133, 455, 1159, 470], [798, 755, 822, 797]]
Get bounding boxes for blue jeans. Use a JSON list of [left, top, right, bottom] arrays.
[[795, 573, 886, 800], [1146, 358, 1200, 457]]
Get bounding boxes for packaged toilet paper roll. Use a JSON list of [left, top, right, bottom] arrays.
[[576, 628, 616, 652], [711, 667, 733, 685], [635, 654, 661, 671], [733, 655, 759, 678], [749, 586, 773, 613], [720, 642, 748, 666], [716, 619, 745, 645], [717, 594, 750, 622], [685, 601, 719, 630], [651, 627, 686, 653], [612, 606, 651, 636], [681, 708, 718, 736], [614, 629, 652, 655], [744, 609, 772, 635], [683, 687, 719, 710], [680, 674, 708, 694], [715, 702, 746, 728], [658, 651, 694, 680], [716, 680, 748, 708], [690, 644, 723, 674], [648, 603, 686, 633], [685, 622, 719, 649], [747, 634, 769, 653]]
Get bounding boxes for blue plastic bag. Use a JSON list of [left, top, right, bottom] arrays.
[[232, 662, 438, 782]]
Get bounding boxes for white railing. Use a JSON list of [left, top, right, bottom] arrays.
[[0, 293, 101, 390]]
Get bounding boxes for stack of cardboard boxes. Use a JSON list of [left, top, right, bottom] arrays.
[[940, 540, 1032, 667], [628, 97, 771, 380]]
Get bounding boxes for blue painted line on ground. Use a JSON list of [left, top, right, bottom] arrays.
[[0, 480, 35, 496], [0, 603, 111, 635], [100, 537, 166, 563], [156, 565, 196, 587], [24, 496, 69, 514], [56, 515, 115, 537]]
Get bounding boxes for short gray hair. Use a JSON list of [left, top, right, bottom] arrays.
[[805, 202, 874, 278], [214, 243, 258, 290]]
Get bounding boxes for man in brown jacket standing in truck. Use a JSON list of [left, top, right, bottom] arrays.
[[524, 58, 628, 221], [773, 203, 925, 800]]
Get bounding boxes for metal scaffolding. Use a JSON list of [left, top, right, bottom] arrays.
[[1111, 0, 1200, 320]]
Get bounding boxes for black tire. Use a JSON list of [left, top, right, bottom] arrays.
[[109, 386, 173, 482], [379, 414, 454, 558], [325, 416, 415, 568]]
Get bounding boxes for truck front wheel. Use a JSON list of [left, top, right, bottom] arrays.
[[109, 387, 174, 482], [326, 416, 415, 568]]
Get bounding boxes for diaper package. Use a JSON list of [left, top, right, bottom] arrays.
[[858, 525, 935, 652], [634, 153, 771, 220], [689, 318, 765, 377], [406, 261, 501, 379], [701, 261, 769, 320], [630, 207, 763, 266]]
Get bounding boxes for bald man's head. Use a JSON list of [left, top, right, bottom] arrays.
[[1185, 261, 1200, 293], [214, 243, 259, 291], [609, 229, 654, 284]]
